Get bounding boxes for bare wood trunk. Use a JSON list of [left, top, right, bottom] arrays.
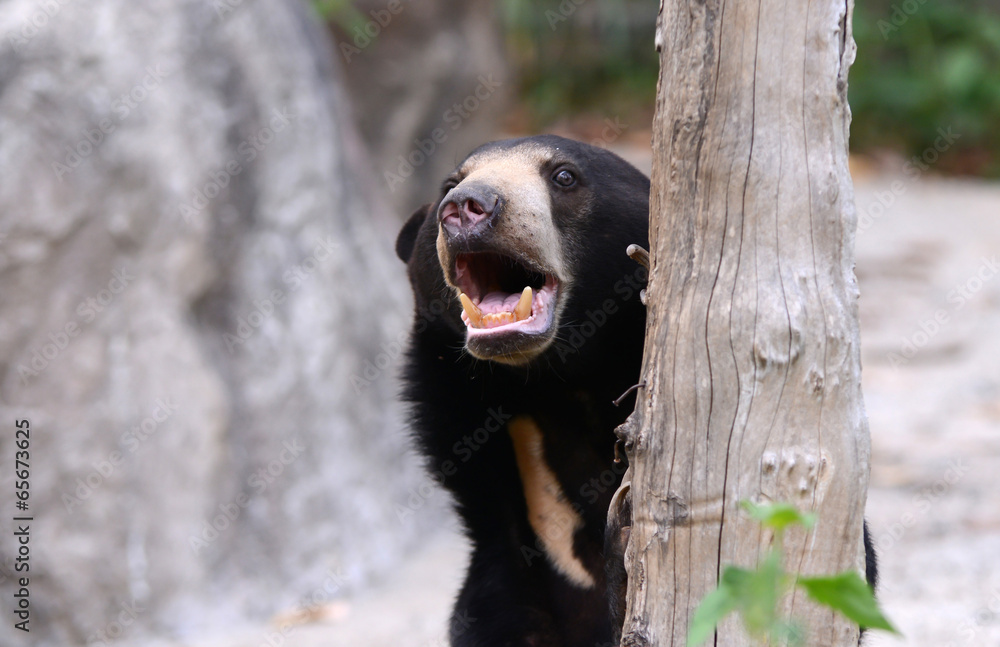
[[618, 0, 869, 645]]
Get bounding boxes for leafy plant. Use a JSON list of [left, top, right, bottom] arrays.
[[687, 501, 898, 647]]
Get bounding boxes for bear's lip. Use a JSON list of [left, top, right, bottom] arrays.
[[452, 252, 561, 340]]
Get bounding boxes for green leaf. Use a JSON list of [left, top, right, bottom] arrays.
[[699, 556, 794, 642], [771, 620, 807, 647], [798, 572, 901, 635], [719, 564, 754, 589], [741, 500, 817, 532], [739, 549, 786, 637], [687, 579, 739, 647]]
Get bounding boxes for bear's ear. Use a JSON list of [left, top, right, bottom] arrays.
[[396, 203, 433, 263]]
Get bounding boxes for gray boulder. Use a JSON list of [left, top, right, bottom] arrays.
[[0, 0, 447, 644]]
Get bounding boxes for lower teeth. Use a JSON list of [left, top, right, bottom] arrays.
[[481, 312, 515, 327], [460, 287, 535, 329]]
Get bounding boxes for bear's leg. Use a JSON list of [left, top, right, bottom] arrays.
[[449, 546, 560, 647]]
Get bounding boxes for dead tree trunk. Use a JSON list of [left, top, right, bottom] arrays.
[[618, 1, 869, 645]]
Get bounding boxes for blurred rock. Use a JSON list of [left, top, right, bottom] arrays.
[[0, 0, 446, 644]]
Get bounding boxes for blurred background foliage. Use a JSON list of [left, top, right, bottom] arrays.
[[852, 0, 1000, 176], [497, 0, 659, 132], [319, 0, 1000, 178]]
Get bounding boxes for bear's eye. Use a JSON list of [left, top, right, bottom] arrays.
[[441, 178, 460, 194], [552, 169, 576, 187]]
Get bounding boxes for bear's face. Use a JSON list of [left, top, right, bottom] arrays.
[[397, 135, 649, 367]]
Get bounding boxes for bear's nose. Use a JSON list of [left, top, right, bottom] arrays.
[[438, 184, 500, 236]]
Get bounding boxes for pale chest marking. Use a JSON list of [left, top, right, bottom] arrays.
[[508, 416, 595, 589]]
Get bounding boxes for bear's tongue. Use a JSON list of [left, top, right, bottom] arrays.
[[459, 287, 532, 328], [479, 291, 521, 313]]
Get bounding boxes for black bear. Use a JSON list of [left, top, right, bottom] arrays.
[[396, 135, 648, 646], [395, 135, 876, 646]]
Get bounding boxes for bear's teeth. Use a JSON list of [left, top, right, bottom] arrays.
[[514, 286, 532, 321], [461, 288, 533, 329], [459, 293, 483, 327], [482, 312, 514, 327]]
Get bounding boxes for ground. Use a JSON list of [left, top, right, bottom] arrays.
[[165, 160, 1000, 647], [851, 168, 1000, 647]]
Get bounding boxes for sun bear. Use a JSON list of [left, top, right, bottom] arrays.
[[395, 135, 876, 646]]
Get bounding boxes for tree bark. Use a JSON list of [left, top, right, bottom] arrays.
[[618, 1, 869, 645]]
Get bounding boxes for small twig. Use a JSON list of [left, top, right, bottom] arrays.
[[613, 380, 646, 408], [626, 244, 650, 271], [626, 244, 650, 305]]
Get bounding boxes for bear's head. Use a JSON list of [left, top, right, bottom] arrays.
[[396, 135, 649, 367]]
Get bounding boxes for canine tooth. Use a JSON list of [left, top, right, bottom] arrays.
[[514, 286, 532, 321], [459, 293, 483, 327]]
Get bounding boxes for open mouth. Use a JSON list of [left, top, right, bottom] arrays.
[[452, 252, 560, 345]]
